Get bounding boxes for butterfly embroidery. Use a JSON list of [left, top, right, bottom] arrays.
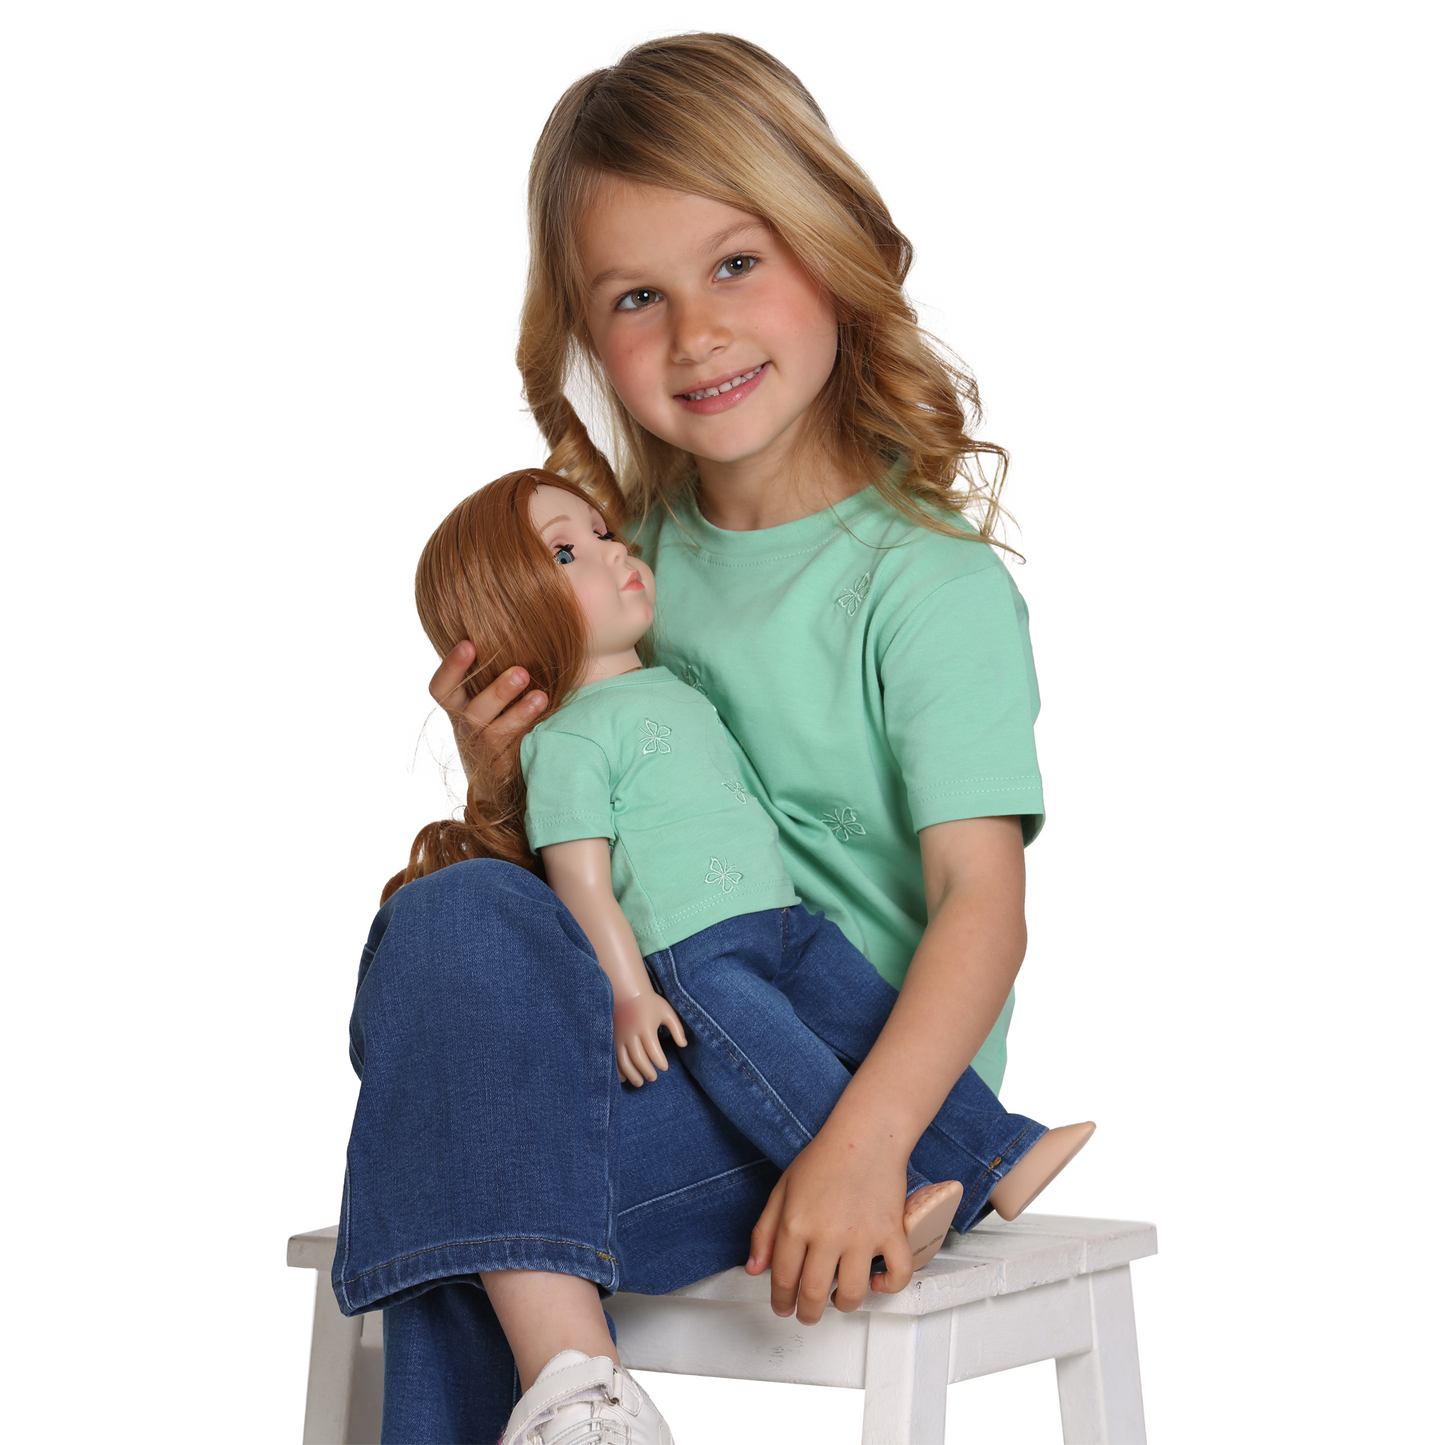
[[836, 572, 872, 617], [823, 806, 866, 841], [722, 780, 748, 804], [705, 857, 742, 893], [640, 719, 672, 756]]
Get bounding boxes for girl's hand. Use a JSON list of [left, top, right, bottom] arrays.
[[745, 1125, 915, 1324], [612, 993, 687, 1087], [428, 640, 548, 785]]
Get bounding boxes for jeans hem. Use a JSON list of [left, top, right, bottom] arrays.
[[333, 1234, 619, 1316]]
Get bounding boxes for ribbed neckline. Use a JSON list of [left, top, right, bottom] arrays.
[[659, 485, 883, 559]]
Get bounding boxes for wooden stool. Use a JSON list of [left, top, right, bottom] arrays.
[[288, 1212, 1155, 1444]]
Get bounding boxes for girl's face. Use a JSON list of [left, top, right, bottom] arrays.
[[579, 182, 838, 473], [528, 483, 655, 658]]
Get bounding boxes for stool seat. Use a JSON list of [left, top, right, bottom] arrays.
[[288, 1213, 1155, 1443]]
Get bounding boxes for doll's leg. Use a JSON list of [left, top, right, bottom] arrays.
[[646, 910, 868, 1176], [774, 908, 1079, 1231]]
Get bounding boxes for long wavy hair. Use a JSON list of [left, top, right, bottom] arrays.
[[519, 32, 1010, 542], [381, 469, 608, 904]]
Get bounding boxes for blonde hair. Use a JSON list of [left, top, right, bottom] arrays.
[[519, 32, 1010, 543]]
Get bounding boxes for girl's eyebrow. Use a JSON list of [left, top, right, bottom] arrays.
[[701, 219, 769, 253], [535, 514, 573, 531]]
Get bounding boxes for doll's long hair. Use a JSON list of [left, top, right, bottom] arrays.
[[381, 469, 602, 904], [520, 32, 1011, 544]]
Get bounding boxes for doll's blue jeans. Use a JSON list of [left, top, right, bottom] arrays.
[[644, 906, 1045, 1201], [333, 860, 1044, 1445]]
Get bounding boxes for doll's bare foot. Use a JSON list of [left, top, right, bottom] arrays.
[[901, 1179, 964, 1269], [988, 1122, 1096, 1222]]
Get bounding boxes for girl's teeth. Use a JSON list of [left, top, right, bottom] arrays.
[[687, 365, 761, 401]]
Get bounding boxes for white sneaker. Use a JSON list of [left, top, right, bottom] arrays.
[[502, 1349, 675, 1445]]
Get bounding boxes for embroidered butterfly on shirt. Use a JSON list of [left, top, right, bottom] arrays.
[[722, 780, 748, 804], [823, 806, 867, 841], [679, 663, 709, 698], [836, 572, 872, 617], [640, 719, 672, 756], [705, 857, 742, 893]]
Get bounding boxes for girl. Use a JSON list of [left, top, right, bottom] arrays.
[[339, 34, 1078, 1445]]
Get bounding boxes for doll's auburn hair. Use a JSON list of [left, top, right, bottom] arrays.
[[521, 32, 1010, 542], [382, 469, 605, 904]]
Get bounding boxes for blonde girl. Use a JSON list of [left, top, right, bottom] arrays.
[[336, 35, 1076, 1445]]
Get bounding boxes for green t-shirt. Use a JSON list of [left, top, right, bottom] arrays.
[[631, 486, 1044, 1094], [520, 668, 800, 954]]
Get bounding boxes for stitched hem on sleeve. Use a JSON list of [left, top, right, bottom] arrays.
[[526, 811, 617, 849], [908, 780, 1045, 835]]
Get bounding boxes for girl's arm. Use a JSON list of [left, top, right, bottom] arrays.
[[746, 814, 1026, 1323], [539, 838, 687, 1087]]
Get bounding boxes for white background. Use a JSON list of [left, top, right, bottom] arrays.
[[2, 3, 1441, 1441]]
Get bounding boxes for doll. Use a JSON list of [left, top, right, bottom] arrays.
[[388, 469, 1095, 1264]]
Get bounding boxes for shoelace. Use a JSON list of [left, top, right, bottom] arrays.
[[529, 1411, 634, 1445]]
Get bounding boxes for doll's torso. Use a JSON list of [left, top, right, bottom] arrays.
[[520, 668, 799, 955]]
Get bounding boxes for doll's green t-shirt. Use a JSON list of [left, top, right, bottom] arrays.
[[520, 668, 800, 954], [630, 485, 1044, 1095]]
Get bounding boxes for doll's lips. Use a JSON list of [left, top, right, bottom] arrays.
[[622, 571, 645, 592], [675, 362, 768, 415]]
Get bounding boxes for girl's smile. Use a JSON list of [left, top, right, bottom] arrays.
[[676, 361, 769, 413], [579, 182, 842, 521]]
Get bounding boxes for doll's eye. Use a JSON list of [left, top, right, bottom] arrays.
[[616, 289, 659, 312], [553, 545, 575, 565], [715, 255, 757, 280], [598, 530, 617, 542]]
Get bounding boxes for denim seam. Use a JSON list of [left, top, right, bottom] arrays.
[[339, 1164, 356, 1311], [656, 950, 816, 1149], [957, 1124, 1037, 1216], [616, 1155, 774, 1220], [336, 1233, 618, 1288]]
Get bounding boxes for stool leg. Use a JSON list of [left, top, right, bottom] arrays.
[[301, 1271, 365, 1445], [1055, 1266, 1147, 1444], [861, 1311, 949, 1445]]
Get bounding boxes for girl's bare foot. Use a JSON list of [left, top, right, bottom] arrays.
[[988, 1122, 1096, 1222]]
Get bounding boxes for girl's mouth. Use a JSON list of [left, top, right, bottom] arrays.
[[622, 571, 645, 592], [675, 362, 768, 415]]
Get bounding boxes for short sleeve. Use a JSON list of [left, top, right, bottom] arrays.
[[880, 561, 1045, 843], [519, 727, 616, 851]]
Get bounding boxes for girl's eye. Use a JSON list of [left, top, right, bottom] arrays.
[[553, 545, 575, 565], [715, 254, 757, 280], [616, 288, 659, 312]]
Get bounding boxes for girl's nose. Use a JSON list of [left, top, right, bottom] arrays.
[[670, 293, 730, 365]]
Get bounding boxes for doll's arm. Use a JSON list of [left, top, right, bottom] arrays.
[[539, 838, 687, 1087]]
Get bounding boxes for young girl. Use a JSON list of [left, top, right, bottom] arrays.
[[338, 34, 1079, 1445]]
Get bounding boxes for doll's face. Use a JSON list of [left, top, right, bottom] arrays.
[[578, 181, 839, 472], [528, 484, 656, 658]]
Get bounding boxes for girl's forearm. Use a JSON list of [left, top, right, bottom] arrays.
[[824, 817, 1027, 1160]]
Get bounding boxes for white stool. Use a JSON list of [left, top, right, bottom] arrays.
[[288, 1213, 1155, 1444]]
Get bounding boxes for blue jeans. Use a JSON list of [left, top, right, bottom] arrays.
[[334, 861, 1042, 1444], [646, 907, 1045, 1212]]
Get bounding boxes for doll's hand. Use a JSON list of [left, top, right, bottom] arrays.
[[612, 992, 687, 1087], [428, 642, 548, 791], [745, 1125, 914, 1324]]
